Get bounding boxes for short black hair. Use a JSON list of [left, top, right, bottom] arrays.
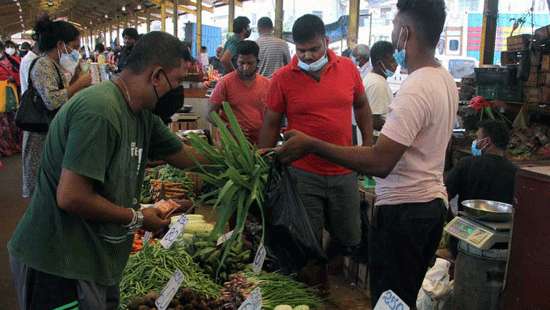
[[397, 0, 446, 48], [479, 120, 510, 150], [233, 16, 251, 34], [4, 40, 17, 48], [122, 28, 139, 40], [201, 46, 207, 50], [20, 42, 32, 50], [125, 31, 190, 74], [237, 40, 259, 59], [0, 41, 4, 50], [95, 43, 105, 53], [257, 17, 273, 30], [370, 41, 394, 65], [292, 14, 326, 44], [32, 15, 80, 53]]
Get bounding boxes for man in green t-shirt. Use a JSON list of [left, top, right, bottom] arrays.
[[9, 32, 199, 309], [221, 16, 251, 74]]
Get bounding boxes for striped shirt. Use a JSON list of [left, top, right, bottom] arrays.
[[257, 34, 291, 78]]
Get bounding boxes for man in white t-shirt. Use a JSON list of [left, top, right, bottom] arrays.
[[363, 41, 397, 135], [19, 44, 39, 93], [276, 0, 457, 307]]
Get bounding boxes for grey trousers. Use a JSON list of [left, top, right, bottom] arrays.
[[10, 255, 119, 310], [288, 167, 361, 249]]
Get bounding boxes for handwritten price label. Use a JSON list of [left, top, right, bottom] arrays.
[[155, 269, 185, 310], [374, 290, 410, 310], [160, 214, 188, 249], [238, 287, 262, 310], [251, 244, 266, 274]]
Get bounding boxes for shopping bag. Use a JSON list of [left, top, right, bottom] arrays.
[[264, 161, 327, 273], [0, 80, 19, 112]]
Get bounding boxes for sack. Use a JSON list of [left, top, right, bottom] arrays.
[[15, 57, 63, 132], [264, 162, 327, 273], [0, 80, 19, 112]]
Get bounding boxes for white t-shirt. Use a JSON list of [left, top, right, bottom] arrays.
[[375, 66, 458, 206], [19, 50, 38, 94], [363, 72, 392, 117]]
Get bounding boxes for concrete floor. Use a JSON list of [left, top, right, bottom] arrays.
[[0, 155, 27, 309], [0, 155, 371, 310]]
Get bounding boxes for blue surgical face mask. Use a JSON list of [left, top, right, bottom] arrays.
[[380, 62, 395, 78], [298, 52, 329, 72], [393, 27, 408, 69], [471, 138, 488, 157], [70, 49, 80, 62]]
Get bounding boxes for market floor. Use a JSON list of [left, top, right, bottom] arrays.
[[0, 155, 27, 309]]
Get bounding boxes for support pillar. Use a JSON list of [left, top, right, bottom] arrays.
[[196, 0, 202, 56], [274, 0, 283, 39], [228, 0, 235, 33], [480, 0, 498, 65], [348, 0, 360, 49], [161, 1, 167, 32]]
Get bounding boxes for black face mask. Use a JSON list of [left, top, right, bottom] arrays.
[[153, 85, 184, 124], [19, 50, 28, 57]]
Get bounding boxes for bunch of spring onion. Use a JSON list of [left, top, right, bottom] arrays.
[[186, 102, 270, 277]]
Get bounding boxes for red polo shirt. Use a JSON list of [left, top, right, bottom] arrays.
[[267, 49, 365, 175]]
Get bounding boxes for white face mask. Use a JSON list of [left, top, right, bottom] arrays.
[[5, 47, 16, 56], [298, 53, 328, 72], [59, 43, 79, 79]]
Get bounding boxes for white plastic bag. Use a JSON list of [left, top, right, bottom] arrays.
[[417, 258, 454, 310]]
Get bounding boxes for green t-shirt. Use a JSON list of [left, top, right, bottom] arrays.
[[8, 81, 182, 286], [223, 34, 241, 69]]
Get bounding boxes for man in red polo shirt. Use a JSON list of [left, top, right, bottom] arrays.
[[208, 41, 269, 145], [258, 14, 373, 287]]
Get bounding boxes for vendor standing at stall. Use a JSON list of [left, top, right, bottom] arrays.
[[208, 40, 269, 145], [276, 0, 457, 307], [8, 32, 201, 309], [258, 14, 373, 290]]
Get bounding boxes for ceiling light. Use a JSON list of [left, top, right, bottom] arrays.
[[18, 8, 22, 12], [122, 5, 126, 12], [137, 4, 142, 10], [16, 2, 20, 6], [105, 14, 108, 18]]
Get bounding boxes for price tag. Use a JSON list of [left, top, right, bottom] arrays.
[[374, 290, 410, 310], [216, 230, 234, 246], [143, 231, 153, 244], [155, 269, 185, 310], [238, 287, 262, 310], [160, 214, 188, 249], [251, 244, 266, 274]]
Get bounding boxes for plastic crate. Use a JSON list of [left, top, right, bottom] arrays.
[[476, 84, 523, 102], [475, 66, 518, 85]]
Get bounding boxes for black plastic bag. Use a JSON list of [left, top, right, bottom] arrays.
[[264, 162, 327, 273]]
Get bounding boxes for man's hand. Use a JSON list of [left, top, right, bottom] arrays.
[[277, 130, 316, 164], [142, 207, 170, 233]]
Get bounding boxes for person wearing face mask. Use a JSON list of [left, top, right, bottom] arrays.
[[0, 41, 22, 157], [9, 31, 204, 310], [351, 44, 371, 79], [221, 16, 252, 74], [363, 41, 397, 137], [445, 120, 517, 256], [259, 14, 373, 292], [19, 42, 32, 58], [21, 16, 92, 199], [208, 41, 269, 145], [0, 40, 22, 88], [274, 0, 457, 306]]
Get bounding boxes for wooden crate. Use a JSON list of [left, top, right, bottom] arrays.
[[543, 72, 550, 86], [525, 87, 542, 103], [543, 87, 550, 104], [535, 25, 550, 42], [343, 256, 369, 290], [525, 67, 540, 87], [541, 54, 550, 72], [507, 34, 531, 51]]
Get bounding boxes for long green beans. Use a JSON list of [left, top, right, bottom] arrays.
[[119, 243, 221, 309], [187, 102, 270, 275]]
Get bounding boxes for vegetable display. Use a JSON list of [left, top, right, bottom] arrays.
[[186, 236, 252, 284], [119, 243, 221, 309], [140, 165, 195, 203], [187, 102, 270, 274]]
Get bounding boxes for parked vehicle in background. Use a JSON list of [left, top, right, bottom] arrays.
[[388, 55, 478, 94]]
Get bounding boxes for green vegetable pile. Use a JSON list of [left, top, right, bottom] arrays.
[[244, 272, 323, 310], [187, 236, 252, 284], [187, 102, 270, 273], [119, 243, 221, 309], [140, 165, 195, 203]]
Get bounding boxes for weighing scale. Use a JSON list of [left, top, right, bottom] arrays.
[[445, 212, 512, 250]]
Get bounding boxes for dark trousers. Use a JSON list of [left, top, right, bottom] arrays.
[[368, 199, 446, 308]]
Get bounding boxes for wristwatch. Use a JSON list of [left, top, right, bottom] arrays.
[[124, 208, 144, 232]]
